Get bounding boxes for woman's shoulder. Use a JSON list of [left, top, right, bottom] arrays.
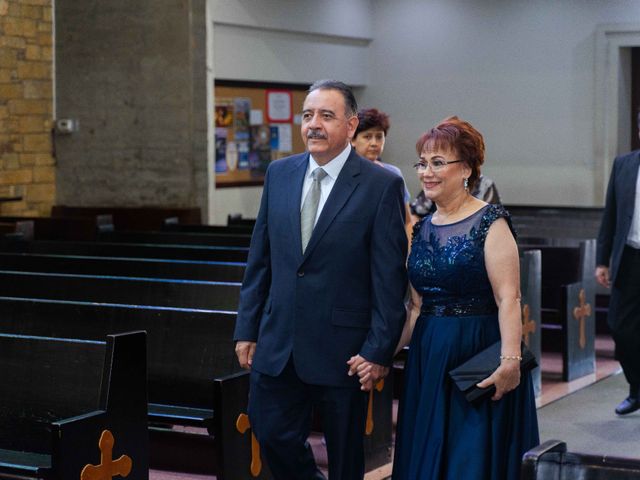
[[483, 203, 510, 219], [479, 204, 516, 239], [411, 216, 429, 242]]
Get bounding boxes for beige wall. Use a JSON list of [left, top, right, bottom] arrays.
[[0, 0, 55, 216]]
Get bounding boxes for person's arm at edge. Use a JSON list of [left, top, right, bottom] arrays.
[[477, 218, 522, 400], [596, 158, 619, 288]]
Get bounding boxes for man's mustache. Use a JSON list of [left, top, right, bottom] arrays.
[[307, 131, 327, 140]]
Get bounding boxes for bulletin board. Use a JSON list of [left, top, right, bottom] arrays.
[[214, 82, 309, 188]]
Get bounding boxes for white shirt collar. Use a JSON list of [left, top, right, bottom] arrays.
[[307, 144, 351, 179]]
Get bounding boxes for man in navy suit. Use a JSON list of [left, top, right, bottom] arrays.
[[234, 80, 408, 479], [596, 117, 640, 415]]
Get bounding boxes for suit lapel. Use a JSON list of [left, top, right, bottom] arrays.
[[301, 151, 361, 262], [288, 154, 309, 261]]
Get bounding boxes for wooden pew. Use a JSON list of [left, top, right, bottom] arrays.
[[0, 270, 241, 311], [0, 252, 246, 282], [0, 297, 263, 478], [99, 229, 252, 247], [163, 223, 254, 235], [507, 205, 602, 241], [227, 214, 256, 227], [520, 236, 612, 335], [521, 440, 640, 479], [0, 214, 113, 240], [0, 219, 34, 240], [519, 240, 596, 382], [0, 294, 392, 475], [0, 330, 148, 479], [0, 238, 250, 262], [52, 205, 202, 230]]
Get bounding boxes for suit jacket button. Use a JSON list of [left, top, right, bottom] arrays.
[[297, 271, 304, 277]]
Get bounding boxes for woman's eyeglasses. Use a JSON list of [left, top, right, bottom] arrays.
[[412, 159, 462, 173]]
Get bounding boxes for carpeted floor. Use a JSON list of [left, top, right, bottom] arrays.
[[537, 371, 640, 458]]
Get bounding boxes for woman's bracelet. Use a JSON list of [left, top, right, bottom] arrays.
[[500, 354, 522, 361]]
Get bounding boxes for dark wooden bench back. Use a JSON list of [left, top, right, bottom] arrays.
[[163, 223, 254, 235], [0, 215, 113, 241], [518, 236, 583, 247], [1, 238, 249, 262], [0, 270, 241, 310], [99, 230, 252, 247], [0, 220, 34, 240], [519, 241, 595, 309], [52, 205, 202, 230], [0, 297, 241, 409], [0, 252, 245, 282], [227, 214, 256, 227], [0, 252, 246, 282], [507, 205, 602, 240], [0, 333, 105, 454]]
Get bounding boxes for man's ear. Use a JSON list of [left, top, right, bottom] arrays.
[[347, 116, 359, 140]]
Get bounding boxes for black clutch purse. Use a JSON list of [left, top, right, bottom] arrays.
[[448, 341, 537, 405]]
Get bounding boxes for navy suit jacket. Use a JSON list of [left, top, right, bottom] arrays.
[[597, 150, 640, 285], [234, 149, 408, 387]]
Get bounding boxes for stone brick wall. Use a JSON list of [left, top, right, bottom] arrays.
[[0, 0, 55, 216], [54, 0, 208, 220]]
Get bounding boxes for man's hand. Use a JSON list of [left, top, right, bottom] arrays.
[[595, 265, 611, 288], [235, 341, 256, 370], [347, 355, 389, 391]]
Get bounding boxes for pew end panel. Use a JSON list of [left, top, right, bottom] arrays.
[[562, 282, 596, 382], [520, 250, 542, 397], [54, 330, 149, 480], [528, 240, 596, 382], [521, 439, 567, 480], [214, 371, 273, 480], [362, 371, 394, 471], [51, 411, 109, 480], [521, 439, 640, 480], [0, 331, 148, 480]]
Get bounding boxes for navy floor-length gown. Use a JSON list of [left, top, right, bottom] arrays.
[[393, 204, 539, 480]]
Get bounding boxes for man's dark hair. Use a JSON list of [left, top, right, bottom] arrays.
[[308, 79, 358, 117]]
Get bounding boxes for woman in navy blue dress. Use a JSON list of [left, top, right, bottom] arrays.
[[390, 116, 539, 479]]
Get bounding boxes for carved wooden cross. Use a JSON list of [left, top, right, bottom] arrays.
[[236, 413, 262, 477], [521, 303, 537, 347], [572, 288, 592, 349], [365, 379, 385, 435], [81, 430, 132, 480]]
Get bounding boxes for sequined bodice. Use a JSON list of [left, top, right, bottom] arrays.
[[408, 204, 513, 316]]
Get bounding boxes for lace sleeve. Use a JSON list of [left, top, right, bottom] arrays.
[[411, 217, 427, 244], [476, 204, 516, 245]]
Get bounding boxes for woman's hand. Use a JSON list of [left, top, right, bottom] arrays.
[[476, 360, 521, 401]]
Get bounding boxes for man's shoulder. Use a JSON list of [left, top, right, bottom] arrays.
[[616, 150, 640, 164], [266, 152, 307, 174]]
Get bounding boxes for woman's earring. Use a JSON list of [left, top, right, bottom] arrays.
[[464, 178, 469, 191]]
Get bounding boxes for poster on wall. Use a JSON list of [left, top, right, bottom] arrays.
[[214, 85, 306, 187], [266, 90, 293, 123], [234, 97, 251, 142]]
